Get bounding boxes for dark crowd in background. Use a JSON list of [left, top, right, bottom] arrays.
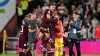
[[16, 0, 100, 41]]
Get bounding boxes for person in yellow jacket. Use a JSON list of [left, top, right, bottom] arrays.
[[20, 0, 29, 16], [20, 0, 28, 10], [17, 5, 23, 16]]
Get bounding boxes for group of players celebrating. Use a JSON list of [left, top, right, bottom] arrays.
[[19, 3, 82, 56]]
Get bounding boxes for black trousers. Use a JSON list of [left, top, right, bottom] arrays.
[[68, 38, 81, 56]]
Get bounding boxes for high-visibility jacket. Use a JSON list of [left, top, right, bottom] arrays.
[[17, 7, 23, 16], [20, 0, 28, 10]]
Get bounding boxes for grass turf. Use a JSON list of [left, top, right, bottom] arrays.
[[0, 54, 100, 56]]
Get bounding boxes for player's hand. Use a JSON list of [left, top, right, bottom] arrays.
[[63, 19, 69, 25], [45, 33, 50, 38], [54, 15, 59, 19], [33, 28, 38, 32], [63, 32, 68, 38], [28, 29, 33, 33]]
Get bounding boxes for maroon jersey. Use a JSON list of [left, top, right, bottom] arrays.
[[41, 9, 58, 39], [19, 23, 28, 48]]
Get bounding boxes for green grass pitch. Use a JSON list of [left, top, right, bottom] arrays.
[[0, 54, 100, 56]]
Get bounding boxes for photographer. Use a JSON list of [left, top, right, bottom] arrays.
[[66, 11, 82, 56]]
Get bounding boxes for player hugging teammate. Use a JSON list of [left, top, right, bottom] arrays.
[[19, 3, 82, 56]]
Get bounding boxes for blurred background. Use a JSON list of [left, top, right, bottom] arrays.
[[0, 0, 100, 56]]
